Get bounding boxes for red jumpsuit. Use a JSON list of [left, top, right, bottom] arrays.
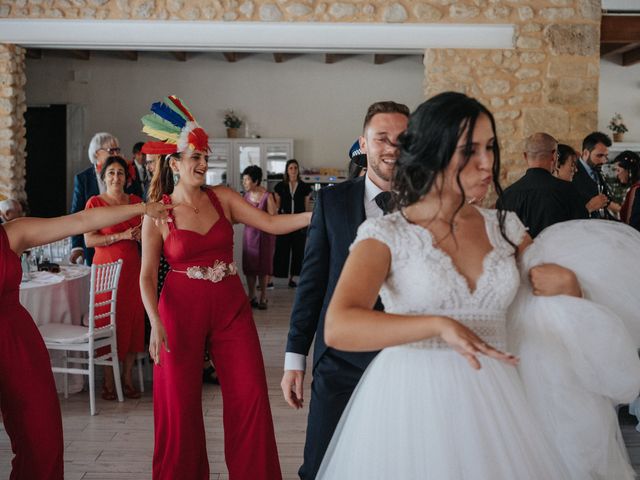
[[0, 226, 64, 479], [152, 189, 281, 479]]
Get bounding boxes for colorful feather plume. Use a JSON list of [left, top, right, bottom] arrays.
[[150, 101, 186, 129], [168, 95, 195, 122], [141, 95, 210, 155]]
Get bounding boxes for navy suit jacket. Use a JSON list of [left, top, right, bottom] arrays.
[[70, 166, 142, 265], [286, 175, 380, 371], [572, 161, 615, 220]]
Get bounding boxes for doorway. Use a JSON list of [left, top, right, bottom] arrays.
[[25, 104, 67, 217]]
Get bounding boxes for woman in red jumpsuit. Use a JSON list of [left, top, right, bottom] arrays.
[[139, 96, 310, 480], [0, 201, 168, 479]]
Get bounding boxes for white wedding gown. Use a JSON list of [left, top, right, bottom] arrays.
[[316, 210, 640, 480]]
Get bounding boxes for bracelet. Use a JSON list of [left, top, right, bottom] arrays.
[[142, 202, 148, 215]]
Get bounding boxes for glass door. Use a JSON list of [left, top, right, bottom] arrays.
[[207, 141, 231, 188]]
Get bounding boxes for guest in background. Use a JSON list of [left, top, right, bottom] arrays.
[[70, 133, 143, 265], [273, 159, 312, 288], [498, 133, 587, 238], [348, 139, 367, 180], [1, 199, 168, 480], [132, 141, 151, 199], [572, 131, 620, 219], [84, 156, 145, 401], [616, 150, 640, 230], [242, 165, 276, 310], [0, 198, 24, 223], [554, 144, 579, 182]]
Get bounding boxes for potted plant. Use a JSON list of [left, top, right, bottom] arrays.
[[608, 113, 628, 143], [224, 110, 243, 138]]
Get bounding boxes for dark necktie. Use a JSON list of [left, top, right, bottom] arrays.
[[374, 191, 392, 215]]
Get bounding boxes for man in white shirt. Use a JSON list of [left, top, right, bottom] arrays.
[[281, 101, 409, 479]]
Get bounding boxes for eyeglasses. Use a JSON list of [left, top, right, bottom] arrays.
[[99, 147, 121, 154]]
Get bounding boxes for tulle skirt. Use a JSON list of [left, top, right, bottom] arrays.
[[317, 345, 570, 480], [509, 219, 640, 480]]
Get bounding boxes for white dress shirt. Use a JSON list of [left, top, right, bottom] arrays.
[[284, 173, 385, 372]]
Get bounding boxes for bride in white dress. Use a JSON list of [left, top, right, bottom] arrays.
[[316, 92, 597, 479]]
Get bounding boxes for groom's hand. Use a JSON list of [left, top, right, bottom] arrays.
[[281, 370, 305, 409]]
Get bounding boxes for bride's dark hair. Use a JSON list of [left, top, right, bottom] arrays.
[[393, 91, 515, 250]]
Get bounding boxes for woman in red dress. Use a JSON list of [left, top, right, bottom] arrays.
[[139, 96, 310, 480], [0, 200, 168, 480], [84, 156, 145, 400]]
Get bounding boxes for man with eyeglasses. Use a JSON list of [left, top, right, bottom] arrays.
[[498, 132, 587, 238], [573, 131, 620, 220], [69, 132, 143, 265]]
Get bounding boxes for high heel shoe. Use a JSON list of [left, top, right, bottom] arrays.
[[122, 383, 141, 399], [203, 365, 219, 385], [101, 381, 117, 401]]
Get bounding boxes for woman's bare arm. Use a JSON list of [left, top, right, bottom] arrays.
[[215, 186, 310, 234], [325, 238, 518, 369], [324, 239, 445, 351], [4, 202, 167, 255], [139, 216, 164, 327]]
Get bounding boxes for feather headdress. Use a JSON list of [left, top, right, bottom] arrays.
[[141, 95, 210, 155]]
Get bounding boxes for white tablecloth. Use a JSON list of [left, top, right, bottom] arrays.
[[20, 266, 91, 393]]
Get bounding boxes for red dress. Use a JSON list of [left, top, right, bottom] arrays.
[[0, 226, 64, 479], [153, 188, 281, 480], [85, 195, 145, 359]]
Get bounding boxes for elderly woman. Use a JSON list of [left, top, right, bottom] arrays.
[[84, 156, 146, 400], [70, 133, 143, 265], [615, 150, 640, 230]]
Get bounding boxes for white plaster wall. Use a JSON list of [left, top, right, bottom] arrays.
[[599, 57, 640, 144], [25, 51, 424, 176]]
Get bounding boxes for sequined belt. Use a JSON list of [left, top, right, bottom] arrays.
[[172, 260, 237, 283]]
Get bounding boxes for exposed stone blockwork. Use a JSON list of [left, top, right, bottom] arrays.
[[424, 4, 600, 195], [0, 44, 26, 202], [0, 0, 601, 198]]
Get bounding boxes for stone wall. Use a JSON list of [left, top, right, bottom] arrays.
[[0, 0, 602, 197], [0, 44, 26, 202], [423, 2, 601, 186]]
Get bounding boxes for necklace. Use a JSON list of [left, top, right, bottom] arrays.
[[182, 203, 199, 214], [180, 198, 201, 214]]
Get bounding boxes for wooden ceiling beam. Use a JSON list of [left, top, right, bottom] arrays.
[[601, 15, 640, 44], [325, 53, 353, 64], [171, 51, 187, 61], [223, 52, 237, 62], [600, 42, 629, 56], [71, 50, 90, 60], [623, 46, 640, 67], [121, 51, 138, 61]]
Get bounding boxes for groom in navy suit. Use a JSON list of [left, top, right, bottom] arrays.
[[281, 101, 409, 479]]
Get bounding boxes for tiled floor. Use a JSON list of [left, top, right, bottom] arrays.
[[2, 285, 640, 478]]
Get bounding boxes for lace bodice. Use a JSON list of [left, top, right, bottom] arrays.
[[351, 208, 526, 350]]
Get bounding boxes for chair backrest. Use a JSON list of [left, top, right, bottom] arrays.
[[87, 259, 123, 335]]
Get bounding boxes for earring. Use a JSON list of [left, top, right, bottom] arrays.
[[172, 172, 180, 186]]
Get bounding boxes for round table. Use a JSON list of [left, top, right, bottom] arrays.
[[20, 265, 91, 393]]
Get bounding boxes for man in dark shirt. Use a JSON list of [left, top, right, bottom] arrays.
[[499, 132, 587, 238]]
